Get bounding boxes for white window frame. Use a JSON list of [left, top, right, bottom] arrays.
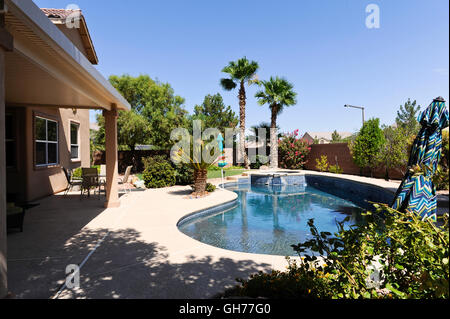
[[35, 116, 59, 167], [70, 121, 81, 162]]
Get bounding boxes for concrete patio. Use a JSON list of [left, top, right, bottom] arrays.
[[7, 187, 276, 299]]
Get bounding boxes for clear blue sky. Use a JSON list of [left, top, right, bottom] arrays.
[[34, 0, 449, 135]]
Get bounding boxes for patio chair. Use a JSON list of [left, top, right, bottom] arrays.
[[81, 167, 101, 199], [99, 165, 106, 183], [63, 167, 82, 196], [98, 164, 107, 195], [119, 165, 133, 194]]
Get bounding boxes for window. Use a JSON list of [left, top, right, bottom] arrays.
[[70, 122, 80, 160], [5, 113, 16, 168], [35, 116, 59, 166]]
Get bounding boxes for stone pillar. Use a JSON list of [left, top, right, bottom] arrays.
[[103, 107, 120, 208], [0, 19, 13, 298]]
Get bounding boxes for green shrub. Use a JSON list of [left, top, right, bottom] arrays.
[[192, 182, 216, 193], [142, 156, 176, 188], [174, 164, 194, 186], [72, 166, 100, 179], [72, 167, 82, 178], [223, 205, 449, 299], [249, 155, 269, 169], [315, 155, 329, 172], [206, 183, 216, 192], [328, 164, 343, 174], [142, 155, 169, 171]]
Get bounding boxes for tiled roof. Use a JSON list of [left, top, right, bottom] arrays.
[[40, 8, 82, 20], [40, 8, 98, 65]]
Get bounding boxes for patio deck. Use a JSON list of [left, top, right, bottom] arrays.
[[7, 188, 275, 299]]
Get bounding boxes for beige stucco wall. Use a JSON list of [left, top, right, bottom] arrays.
[[6, 106, 90, 202]]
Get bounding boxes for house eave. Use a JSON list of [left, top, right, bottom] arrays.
[[4, 0, 130, 111]]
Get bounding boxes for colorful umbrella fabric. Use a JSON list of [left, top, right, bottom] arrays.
[[392, 96, 449, 221]]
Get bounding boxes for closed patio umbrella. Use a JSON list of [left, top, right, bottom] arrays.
[[392, 96, 449, 221]]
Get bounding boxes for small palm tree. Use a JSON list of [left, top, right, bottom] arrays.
[[220, 57, 259, 169], [255, 76, 297, 168], [173, 135, 216, 196]]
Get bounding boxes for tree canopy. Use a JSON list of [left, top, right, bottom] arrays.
[[396, 99, 421, 137], [350, 118, 386, 176], [94, 109, 151, 151], [191, 93, 238, 134], [331, 130, 342, 143], [106, 74, 188, 149]]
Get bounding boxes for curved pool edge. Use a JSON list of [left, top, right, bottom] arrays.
[[176, 196, 239, 227]]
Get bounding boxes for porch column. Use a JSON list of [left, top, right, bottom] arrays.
[[103, 106, 120, 208], [0, 12, 13, 298]]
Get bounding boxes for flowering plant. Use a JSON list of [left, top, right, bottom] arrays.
[[278, 129, 311, 169]]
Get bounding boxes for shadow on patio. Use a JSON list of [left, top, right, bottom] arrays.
[[7, 193, 272, 299]]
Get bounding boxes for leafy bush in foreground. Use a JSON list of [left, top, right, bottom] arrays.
[[222, 205, 449, 299]]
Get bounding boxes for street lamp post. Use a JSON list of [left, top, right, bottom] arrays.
[[344, 104, 365, 127]]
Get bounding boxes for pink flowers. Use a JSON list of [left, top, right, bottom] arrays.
[[278, 130, 312, 169]]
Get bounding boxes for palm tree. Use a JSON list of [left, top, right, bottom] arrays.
[[255, 76, 297, 169], [220, 57, 259, 169]]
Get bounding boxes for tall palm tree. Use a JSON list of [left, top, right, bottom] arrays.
[[255, 76, 297, 169], [220, 57, 259, 169]]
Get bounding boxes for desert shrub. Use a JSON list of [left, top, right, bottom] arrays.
[[142, 156, 176, 188], [192, 182, 216, 193], [223, 205, 449, 299], [174, 164, 194, 186], [142, 155, 169, 171], [206, 183, 216, 192], [315, 155, 329, 172], [278, 131, 311, 169], [249, 155, 269, 169], [328, 164, 343, 174]]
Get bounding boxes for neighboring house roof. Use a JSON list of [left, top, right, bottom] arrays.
[[303, 132, 353, 141], [245, 139, 266, 148], [41, 8, 98, 64]]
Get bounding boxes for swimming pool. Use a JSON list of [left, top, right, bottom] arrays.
[[178, 182, 367, 256]]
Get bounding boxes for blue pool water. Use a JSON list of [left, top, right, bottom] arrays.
[[178, 183, 365, 256]]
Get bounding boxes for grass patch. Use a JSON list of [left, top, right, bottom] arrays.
[[207, 169, 246, 179], [137, 169, 246, 181]]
